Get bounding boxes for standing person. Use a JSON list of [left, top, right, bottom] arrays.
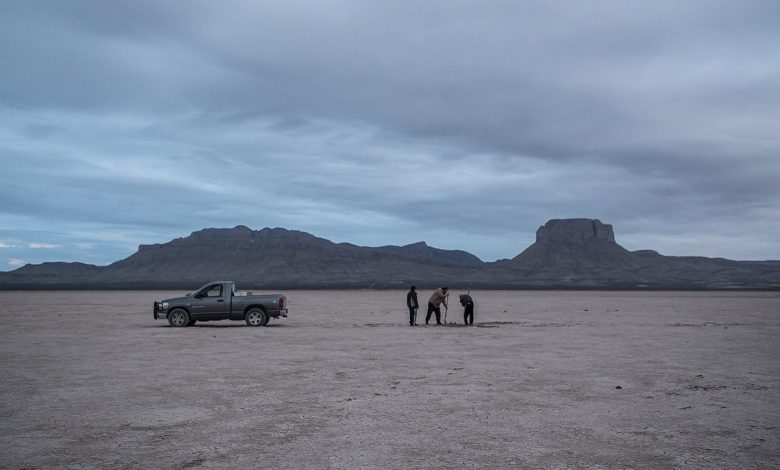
[[460, 293, 475, 326], [406, 286, 419, 326], [426, 287, 449, 325]]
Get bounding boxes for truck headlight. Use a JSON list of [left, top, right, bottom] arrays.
[[158, 302, 169, 311]]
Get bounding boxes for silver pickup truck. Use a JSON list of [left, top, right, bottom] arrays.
[[153, 281, 287, 327]]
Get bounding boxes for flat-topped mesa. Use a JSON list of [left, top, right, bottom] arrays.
[[536, 219, 616, 245]]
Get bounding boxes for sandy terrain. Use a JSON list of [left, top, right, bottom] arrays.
[[0, 289, 778, 469]]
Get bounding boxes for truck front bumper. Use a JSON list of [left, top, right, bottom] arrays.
[[153, 302, 168, 320]]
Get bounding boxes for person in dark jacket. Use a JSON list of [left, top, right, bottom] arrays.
[[460, 293, 474, 326], [406, 286, 419, 326]]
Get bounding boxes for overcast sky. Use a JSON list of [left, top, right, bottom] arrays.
[[1, 1, 779, 269]]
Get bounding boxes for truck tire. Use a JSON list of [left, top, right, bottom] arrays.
[[168, 309, 190, 327], [245, 308, 269, 327]]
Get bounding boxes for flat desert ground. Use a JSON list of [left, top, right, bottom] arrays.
[[1, 290, 778, 469]]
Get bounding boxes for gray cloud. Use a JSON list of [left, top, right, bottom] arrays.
[[1, 1, 779, 269]]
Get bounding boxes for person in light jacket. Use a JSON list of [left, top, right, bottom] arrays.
[[425, 287, 449, 325]]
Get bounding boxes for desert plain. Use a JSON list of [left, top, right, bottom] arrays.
[[0, 289, 778, 469]]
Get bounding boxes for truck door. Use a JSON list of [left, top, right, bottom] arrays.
[[190, 284, 229, 320]]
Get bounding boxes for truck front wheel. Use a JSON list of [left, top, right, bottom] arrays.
[[245, 308, 269, 327], [168, 309, 190, 327]]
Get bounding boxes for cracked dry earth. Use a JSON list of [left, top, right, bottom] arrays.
[[1, 290, 778, 469]]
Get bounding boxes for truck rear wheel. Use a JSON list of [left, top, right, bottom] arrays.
[[245, 308, 269, 327], [168, 309, 190, 327]]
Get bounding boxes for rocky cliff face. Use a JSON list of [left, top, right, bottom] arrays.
[[536, 219, 616, 244], [484, 219, 637, 287], [1, 219, 779, 289]]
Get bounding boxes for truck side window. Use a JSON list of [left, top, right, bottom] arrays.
[[203, 285, 223, 298]]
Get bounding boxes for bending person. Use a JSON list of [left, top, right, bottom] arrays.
[[426, 286, 449, 325]]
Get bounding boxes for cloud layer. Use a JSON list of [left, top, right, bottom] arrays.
[[2, 1, 779, 268]]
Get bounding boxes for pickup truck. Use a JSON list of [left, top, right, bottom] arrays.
[[153, 281, 287, 327]]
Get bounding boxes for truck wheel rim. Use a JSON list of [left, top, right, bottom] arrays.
[[248, 312, 261, 326], [171, 312, 186, 326]]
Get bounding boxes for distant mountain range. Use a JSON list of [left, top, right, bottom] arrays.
[[1, 219, 779, 290]]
